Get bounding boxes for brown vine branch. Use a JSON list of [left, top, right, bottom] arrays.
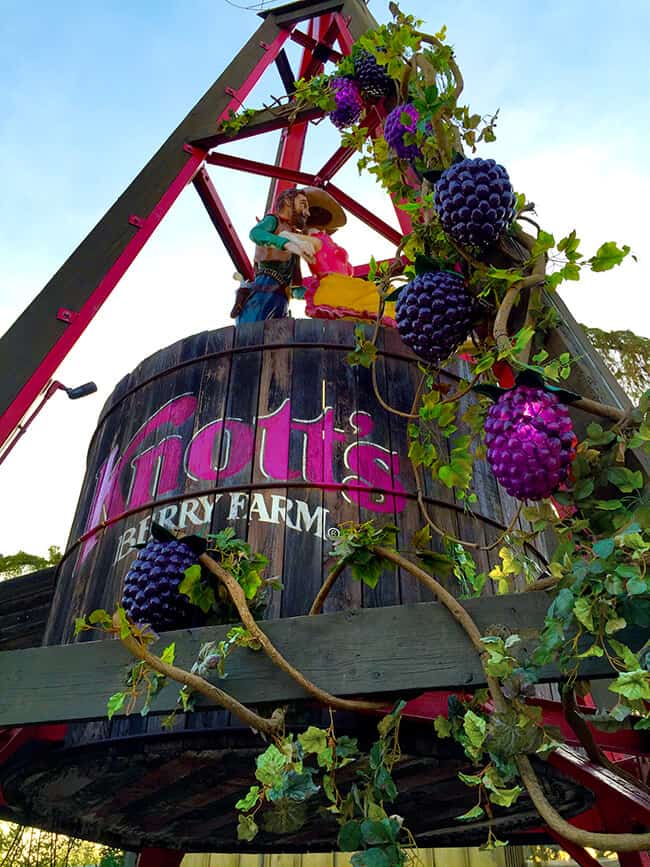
[[524, 574, 560, 593], [198, 552, 385, 713], [516, 754, 650, 852], [309, 559, 347, 615], [493, 268, 546, 355], [571, 395, 626, 422], [113, 614, 284, 737], [480, 501, 522, 552], [414, 467, 481, 549], [370, 548, 650, 852], [416, 32, 464, 101], [371, 361, 419, 419]]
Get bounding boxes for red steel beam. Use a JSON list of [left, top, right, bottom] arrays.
[[289, 27, 343, 62], [324, 181, 403, 246], [136, 850, 184, 867], [269, 14, 339, 206], [206, 151, 316, 187], [315, 108, 383, 182], [193, 167, 254, 281], [548, 746, 650, 831]]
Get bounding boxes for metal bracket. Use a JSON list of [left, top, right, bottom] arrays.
[[56, 308, 78, 324], [183, 143, 195, 155], [128, 215, 144, 228]]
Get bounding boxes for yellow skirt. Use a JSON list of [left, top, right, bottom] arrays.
[[304, 274, 397, 326]]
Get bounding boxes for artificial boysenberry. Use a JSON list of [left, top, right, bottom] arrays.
[[353, 50, 391, 99], [328, 77, 363, 129], [434, 157, 516, 248], [122, 539, 202, 631], [384, 103, 421, 160], [484, 386, 576, 501], [395, 270, 476, 364]]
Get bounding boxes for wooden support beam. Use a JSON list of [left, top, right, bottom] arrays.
[[0, 595, 643, 728]]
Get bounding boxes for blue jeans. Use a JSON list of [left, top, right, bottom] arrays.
[[236, 290, 288, 324]]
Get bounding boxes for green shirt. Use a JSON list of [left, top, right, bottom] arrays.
[[249, 214, 288, 250]]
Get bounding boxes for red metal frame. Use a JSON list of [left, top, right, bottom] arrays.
[[136, 849, 184, 867]]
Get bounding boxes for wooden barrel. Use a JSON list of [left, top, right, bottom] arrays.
[[45, 318, 549, 645], [8, 319, 581, 853]]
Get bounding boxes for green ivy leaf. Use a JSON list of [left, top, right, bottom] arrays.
[[592, 538, 614, 558], [107, 692, 126, 720], [608, 637, 640, 671], [609, 670, 650, 701], [434, 715, 452, 738], [269, 769, 320, 803], [237, 814, 259, 842], [589, 241, 631, 272], [573, 597, 594, 631], [339, 821, 363, 851], [463, 709, 487, 750], [607, 467, 643, 492], [298, 726, 328, 756], [255, 744, 288, 787], [88, 609, 113, 628], [488, 785, 522, 807], [235, 785, 261, 811], [160, 642, 175, 665], [261, 799, 308, 834], [456, 805, 485, 821]]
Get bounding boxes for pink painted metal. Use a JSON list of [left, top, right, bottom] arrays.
[[289, 27, 343, 62], [193, 167, 254, 281], [206, 150, 316, 187], [324, 181, 403, 246]]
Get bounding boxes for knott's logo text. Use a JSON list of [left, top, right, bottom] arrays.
[[80, 394, 407, 565]]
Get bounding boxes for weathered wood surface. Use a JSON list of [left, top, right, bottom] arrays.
[[0, 567, 56, 651], [46, 320, 553, 648], [1, 595, 642, 727]]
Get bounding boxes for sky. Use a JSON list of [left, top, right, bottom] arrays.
[[1, 0, 649, 557]]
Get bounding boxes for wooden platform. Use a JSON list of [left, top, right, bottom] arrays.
[[0, 718, 593, 852]]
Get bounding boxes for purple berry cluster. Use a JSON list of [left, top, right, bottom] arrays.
[[122, 539, 202, 631], [395, 270, 475, 364], [383, 103, 421, 160], [434, 158, 516, 248], [484, 386, 576, 501], [353, 50, 391, 99], [328, 77, 363, 129]]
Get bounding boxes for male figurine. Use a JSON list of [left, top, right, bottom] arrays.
[[230, 187, 317, 323]]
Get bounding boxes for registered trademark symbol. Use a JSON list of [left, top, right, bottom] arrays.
[[327, 526, 341, 539]]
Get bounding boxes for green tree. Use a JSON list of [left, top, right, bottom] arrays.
[[0, 545, 62, 579], [0, 822, 123, 866], [584, 326, 650, 403]]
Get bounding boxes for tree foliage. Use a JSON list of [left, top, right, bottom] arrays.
[[0, 546, 62, 580], [583, 326, 650, 403]]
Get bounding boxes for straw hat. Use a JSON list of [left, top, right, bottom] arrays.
[[300, 187, 347, 231]]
